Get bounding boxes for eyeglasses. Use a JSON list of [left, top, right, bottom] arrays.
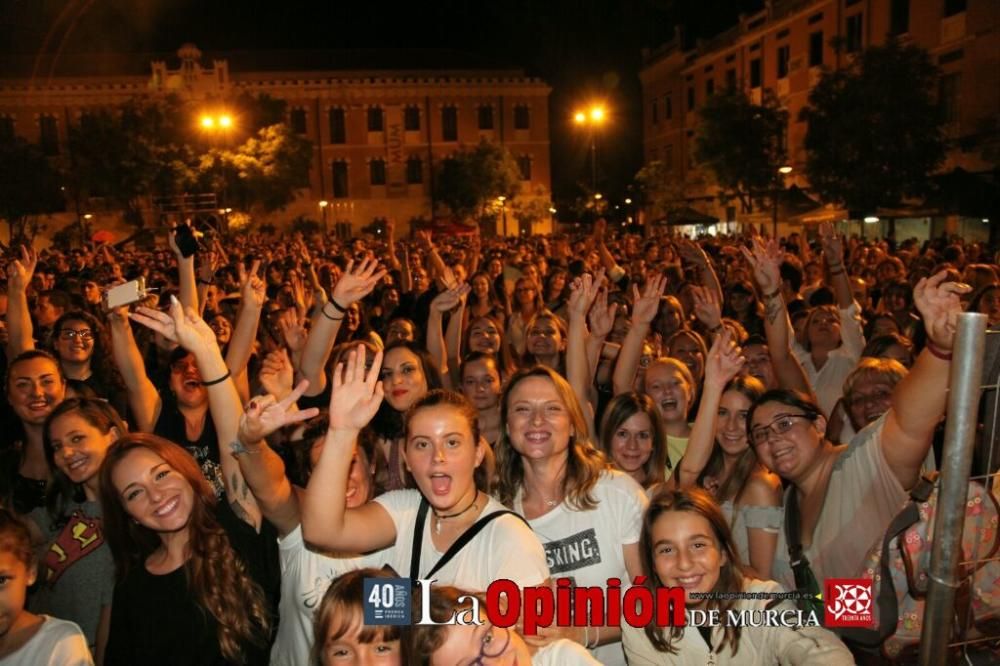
[[473, 626, 511, 665], [58, 329, 94, 341], [750, 413, 816, 447]]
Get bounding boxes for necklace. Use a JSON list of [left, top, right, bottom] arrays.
[[433, 491, 480, 535]]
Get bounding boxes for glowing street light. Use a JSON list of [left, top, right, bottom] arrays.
[[573, 111, 587, 124], [594, 193, 603, 200], [778, 165, 793, 175], [624, 198, 632, 205], [589, 106, 605, 123], [549, 207, 557, 214], [863, 216, 880, 223], [200, 115, 215, 129], [218, 115, 232, 128], [573, 102, 609, 192], [319, 200, 329, 234]]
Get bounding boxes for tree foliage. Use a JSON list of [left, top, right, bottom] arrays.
[[802, 40, 945, 213], [0, 137, 64, 242], [434, 140, 522, 221], [634, 160, 694, 219], [694, 89, 788, 213]]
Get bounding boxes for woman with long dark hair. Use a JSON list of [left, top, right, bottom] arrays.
[[598, 392, 669, 492]]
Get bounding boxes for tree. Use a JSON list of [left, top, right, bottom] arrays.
[[0, 138, 64, 243], [634, 160, 697, 220], [434, 140, 522, 222], [694, 89, 788, 214], [802, 40, 945, 213]]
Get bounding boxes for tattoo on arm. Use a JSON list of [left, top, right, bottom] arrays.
[[765, 295, 784, 326]]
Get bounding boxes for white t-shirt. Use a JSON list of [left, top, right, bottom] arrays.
[[514, 470, 649, 666], [375, 489, 550, 591], [533, 638, 602, 665], [270, 525, 389, 666], [792, 301, 865, 418], [0, 615, 93, 666]]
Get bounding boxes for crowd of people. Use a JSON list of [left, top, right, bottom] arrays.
[[0, 216, 993, 665]]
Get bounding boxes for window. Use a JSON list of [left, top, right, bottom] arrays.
[[664, 94, 672, 119], [442, 106, 458, 141], [687, 87, 695, 111], [332, 161, 349, 198], [777, 45, 790, 79], [406, 157, 423, 184], [944, 0, 965, 16], [516, 155, 531, 181], [809, 31, 824, 67], [705, 79, 714, 97], [290, 108, 307, 135], [329, 108, 346, 144], [0, 116, 13, 142], [890, 0, 909, 36], [845, 13, 864, 53], [664, 144, 673, 170], [726, 69, 736, 89], [39, 115, 58, 155], [808, 12, 824, 24], [370, 159, 386, 186], [939, 72, 961, 123], [750, 58, 762, 88], [367, 107, 384, 132], [404, 106, 420, 131], [513, 105, 530, 130], [477, 106, 494, 130], [651, 99, 658, 124]]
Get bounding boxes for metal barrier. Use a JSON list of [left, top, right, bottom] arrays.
[[918, 313, 998, 665]]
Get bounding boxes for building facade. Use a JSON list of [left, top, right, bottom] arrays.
[[0, 44, 553, 236], [639, 0, 999, 239]]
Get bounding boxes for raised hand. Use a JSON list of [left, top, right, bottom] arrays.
[[741, 236, 782, 295], [238, 259, 266, 308], [631, 273, 667, 326], [331, 256, 386, 307], [704, 328, 745, 389], [818, 222, 844, 267], [567, 271, 607, 321], [328, 344, 384, 432], [593, 217, 607, 242], [676, 238, 709, 267], [913, 271, 972, 351], [430, 283, 471, 312], [259, 348, 294, 401], [130, 294, 218, 356], [588, 285, 618, 339], [198, 251, 221, 285], [278, 309, 308, 352], [6, 245, 37, 292], [691, 285, 722, 331], [238, 380, 320, 445]]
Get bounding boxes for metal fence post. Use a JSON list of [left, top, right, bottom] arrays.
[[919, 312, 988, 666]]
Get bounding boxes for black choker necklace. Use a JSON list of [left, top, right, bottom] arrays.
[[433, 492, 480, 534]]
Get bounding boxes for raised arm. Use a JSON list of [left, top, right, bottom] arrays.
[[673, 330, 744, 489], [881, 272, 972, 489], [233, 379, 319, 536], [586, 285, 617, 384], [5, 245, 37, 357], [168, 226, 199, 313], [612, 274, 666, 396], [677, 238, 723, 305], [226, 260, 266, 402], [131, 297, 262, 529], [301, 345, 397, 553], [566, 273, 602, 439], [299, 257, 385, 397], [108, 306, 161, 433], [819, 223, 864, 357], [427, 284, 471, 389]]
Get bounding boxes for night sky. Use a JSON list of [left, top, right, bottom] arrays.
[[1, 0, 763, 204]]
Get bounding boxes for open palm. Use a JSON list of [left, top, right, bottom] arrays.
[[328, 344, 385, 431]]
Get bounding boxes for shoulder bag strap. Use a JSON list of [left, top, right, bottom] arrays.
[[424, 510, 530, 580], [409, 498, 431, 581]]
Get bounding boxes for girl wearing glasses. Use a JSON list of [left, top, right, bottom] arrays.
[[747, 271, 969, 591], [410, 585, 599, 665], [669, 330, 782, 581], [50, 311, 128, 419], [623, 487, 852, 664]]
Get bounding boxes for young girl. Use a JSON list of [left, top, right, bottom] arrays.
[[459, 353, 503, 446], [643, 358, 696, 470], [670, 331, 783, 580], [410, 585, 599, 665], [622, 488, 852, 664], [302, 346, 548, 594], [598, 392, 669, 492], [0, 507, 93, 666], [311, 568, 401, 666], [29, 399, 124, 661]]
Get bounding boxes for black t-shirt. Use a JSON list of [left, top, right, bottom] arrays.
[[153, 396, 224, 498], [104, 503, 280, 666]]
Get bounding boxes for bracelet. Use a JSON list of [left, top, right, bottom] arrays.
[[201, 369, 231, 386], [583, 625, 590, 649], [708, 323, 724, 335], [926, 341, 953, 361], [328, 298, 348, 313], [763, 288, 781, 300], [321, 303, 344, 322], [197, 278, 214, 286], [829, 268, 845, 276], [229, 439, 260, 457], [592, 626, 601, 648]]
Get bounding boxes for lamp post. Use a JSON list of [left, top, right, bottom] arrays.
[[319, 200, 329, 235], [199, 111, 236, 230], [772, 165, 793, 238], [573, 105, 606, 193], [497, 196, 508, 236]]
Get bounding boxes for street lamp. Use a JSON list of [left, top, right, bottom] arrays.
[[497, 196, 508, 236], [319, 200, 329, 234], [772, 165, 793, 238], [199, 111, 236, 229], [573, 104, 607, 193]]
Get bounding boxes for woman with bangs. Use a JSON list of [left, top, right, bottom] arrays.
[[464, 314, 517, 378], [664, 329, 707, 388], [495, 365, 648, 665], [622, 488, 852, 664], [302, 347, 548, 597], [466, 270, 507, 326], [29, 398, 125, 661], [520, 310, 568, 374], [643, 358, 697, 471], [459, 353, 503, 447], [598, 392, 669, 493], [668, 331, 783, 581], [311, 568, 401, 666]]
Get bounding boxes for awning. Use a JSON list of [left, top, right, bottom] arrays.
[[662, 206, 719, 226]]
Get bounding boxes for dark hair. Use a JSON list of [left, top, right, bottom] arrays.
[[39, 289, 72, 312], [369, 342, 442, 441], [43, 398, 126, 529], [409, 585, 485, 665], [0, 507, 35, 569], [599, 392, 669, 489], [779, 260, 803, 293], [698, 376, 766, 503], [311, 568, 402, 666], [6, 349, 66, 392], [746, 389, 822, 442], [404, 389, 490, 493], [51, 310, 126, 394], [640, 488, 744, 655], [862, 333, 914, 363]]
